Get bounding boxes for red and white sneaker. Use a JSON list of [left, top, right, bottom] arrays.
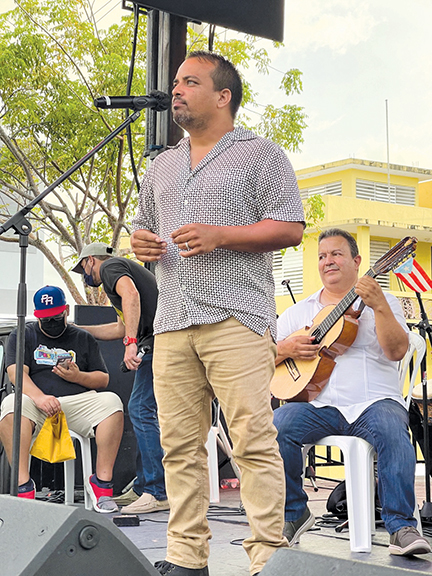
[[18, 478, 36, 499], [85, 474, 119, 514]]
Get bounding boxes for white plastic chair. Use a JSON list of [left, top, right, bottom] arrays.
[[30, 429, 93, 510], [303, 331, 426, 552], [207, 425, 220, 503], [64, 430, 93, 510], [206, 402, 241, 503]]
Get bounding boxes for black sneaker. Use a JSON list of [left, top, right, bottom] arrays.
[[154, 561, 209, 575], [283, 506, 315, 546], [389, 526, 431, 556]]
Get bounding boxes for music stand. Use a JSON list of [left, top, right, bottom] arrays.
[[0, 110, 144, 496]]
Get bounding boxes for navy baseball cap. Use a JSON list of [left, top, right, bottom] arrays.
[[34, 286, 67, 318]]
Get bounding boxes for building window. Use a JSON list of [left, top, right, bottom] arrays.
[[356, 179, 415, 206], [370, 240, 390, 290], [300, 181, 342, 201], [273, 247, 303, 297]]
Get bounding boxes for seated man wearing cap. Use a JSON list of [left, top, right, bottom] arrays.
[[0, 286, 124, 513], [72, 243, 168, 514]]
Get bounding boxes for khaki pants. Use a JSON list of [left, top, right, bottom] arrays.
[[153, 317, 287, 575], [0, 390, 123, 438]]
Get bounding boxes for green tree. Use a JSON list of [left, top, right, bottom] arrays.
[[0, 0, 147, 303], [0, 0, 316, 303]]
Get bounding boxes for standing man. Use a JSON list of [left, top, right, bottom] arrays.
[[131, 51, 305, 576], [72, 243, 168, 514], [274, 229, 431, 556]]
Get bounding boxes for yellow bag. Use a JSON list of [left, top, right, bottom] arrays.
[[30, 411, 76, 463]]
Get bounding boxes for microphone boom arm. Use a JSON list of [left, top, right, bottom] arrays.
[[0, 109, 141, 497], [0, 110, 141, 235]]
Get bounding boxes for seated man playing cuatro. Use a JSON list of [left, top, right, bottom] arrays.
[[0, 285, 124, 513], [274, 229, 431, 556]]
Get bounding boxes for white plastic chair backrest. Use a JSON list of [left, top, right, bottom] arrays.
[[398, 331, 425, 408]]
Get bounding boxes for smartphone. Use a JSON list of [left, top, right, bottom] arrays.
[[56, 356, 72, 367]]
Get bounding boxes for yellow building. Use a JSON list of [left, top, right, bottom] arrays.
[[273, 158, 432, 387], [273, 158, 432, 478], [275, 158, 432, 316]]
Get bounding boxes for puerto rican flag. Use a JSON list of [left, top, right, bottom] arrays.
[[394, 259, 432, 292]]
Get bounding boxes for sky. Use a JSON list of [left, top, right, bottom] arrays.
[[2, 0, 431, 172], [248, 0, 432, 171]]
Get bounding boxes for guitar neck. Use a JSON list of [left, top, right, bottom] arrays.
[[312, 268, 376, 344]]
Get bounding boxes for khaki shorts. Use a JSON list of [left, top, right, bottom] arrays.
[[0, 390, 123, 438]]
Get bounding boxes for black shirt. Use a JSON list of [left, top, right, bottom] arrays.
[[6, 322, 108, 397], [100, 258, 158, 349]]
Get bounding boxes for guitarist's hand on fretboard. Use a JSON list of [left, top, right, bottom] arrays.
[[354, 276, 387, 310], [355, 276, 408, 362], [276, 334, 320, 365]]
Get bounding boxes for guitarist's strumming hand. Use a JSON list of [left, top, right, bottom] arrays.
[[276, 335, 321, 365]]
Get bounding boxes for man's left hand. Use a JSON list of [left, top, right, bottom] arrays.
[[52, 361, 81, 383], [354, 276, 386, 310], [171, 223, 219, 257]]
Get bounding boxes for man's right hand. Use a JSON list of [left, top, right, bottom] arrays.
[[34, 394, 62, 417], [277, 335, 321, 362], [123, 342, 142, 371], [131, 229, 167, 262]]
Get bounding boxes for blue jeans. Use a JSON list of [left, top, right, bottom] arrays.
[[273, 399, 416, 535], [128, 353, 166, 500]]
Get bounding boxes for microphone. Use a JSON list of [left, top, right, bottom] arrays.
[[119, 345, 151, 373], [94, 90, 171, 112]]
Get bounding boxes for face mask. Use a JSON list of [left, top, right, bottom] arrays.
[[83, 261, 102, 288], [39, 315, 67, 338], [83, 272, 101, 287]]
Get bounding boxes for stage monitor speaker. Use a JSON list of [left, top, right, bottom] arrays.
[[260, 548, 426, 576], [129, 0, 284, 42], [0, 496, 158, 576]]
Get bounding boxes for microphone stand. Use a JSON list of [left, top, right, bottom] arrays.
[[281, 278, 296, 305], [413, 291, 432, 520], [0, 109, 142, 496]]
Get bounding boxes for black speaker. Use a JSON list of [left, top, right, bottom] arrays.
[[129, 0, 284, 41], [260, 548, 429, 576], [0, 496, 158, 576]]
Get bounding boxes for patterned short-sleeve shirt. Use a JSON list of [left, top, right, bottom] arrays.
[[132, 127, 304, 340]]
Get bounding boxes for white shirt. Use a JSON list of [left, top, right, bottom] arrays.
[[277, 289, 409, 423]]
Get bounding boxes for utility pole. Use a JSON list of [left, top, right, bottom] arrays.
[[385, 99, 391, 198]]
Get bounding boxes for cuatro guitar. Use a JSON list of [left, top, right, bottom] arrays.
[[271, 236, 417, 402]]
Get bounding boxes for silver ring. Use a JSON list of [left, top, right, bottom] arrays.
[[185, 241, 190, 251]]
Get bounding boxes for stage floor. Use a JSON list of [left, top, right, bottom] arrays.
[[112, 473, 432, 575]]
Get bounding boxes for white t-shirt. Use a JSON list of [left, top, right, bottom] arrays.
[[277, 289, 409, 423]]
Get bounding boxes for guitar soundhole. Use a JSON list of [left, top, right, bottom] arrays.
[[284, 358, 300, 381]]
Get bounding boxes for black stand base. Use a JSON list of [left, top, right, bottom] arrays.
[[421, 500, 432, 522]]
